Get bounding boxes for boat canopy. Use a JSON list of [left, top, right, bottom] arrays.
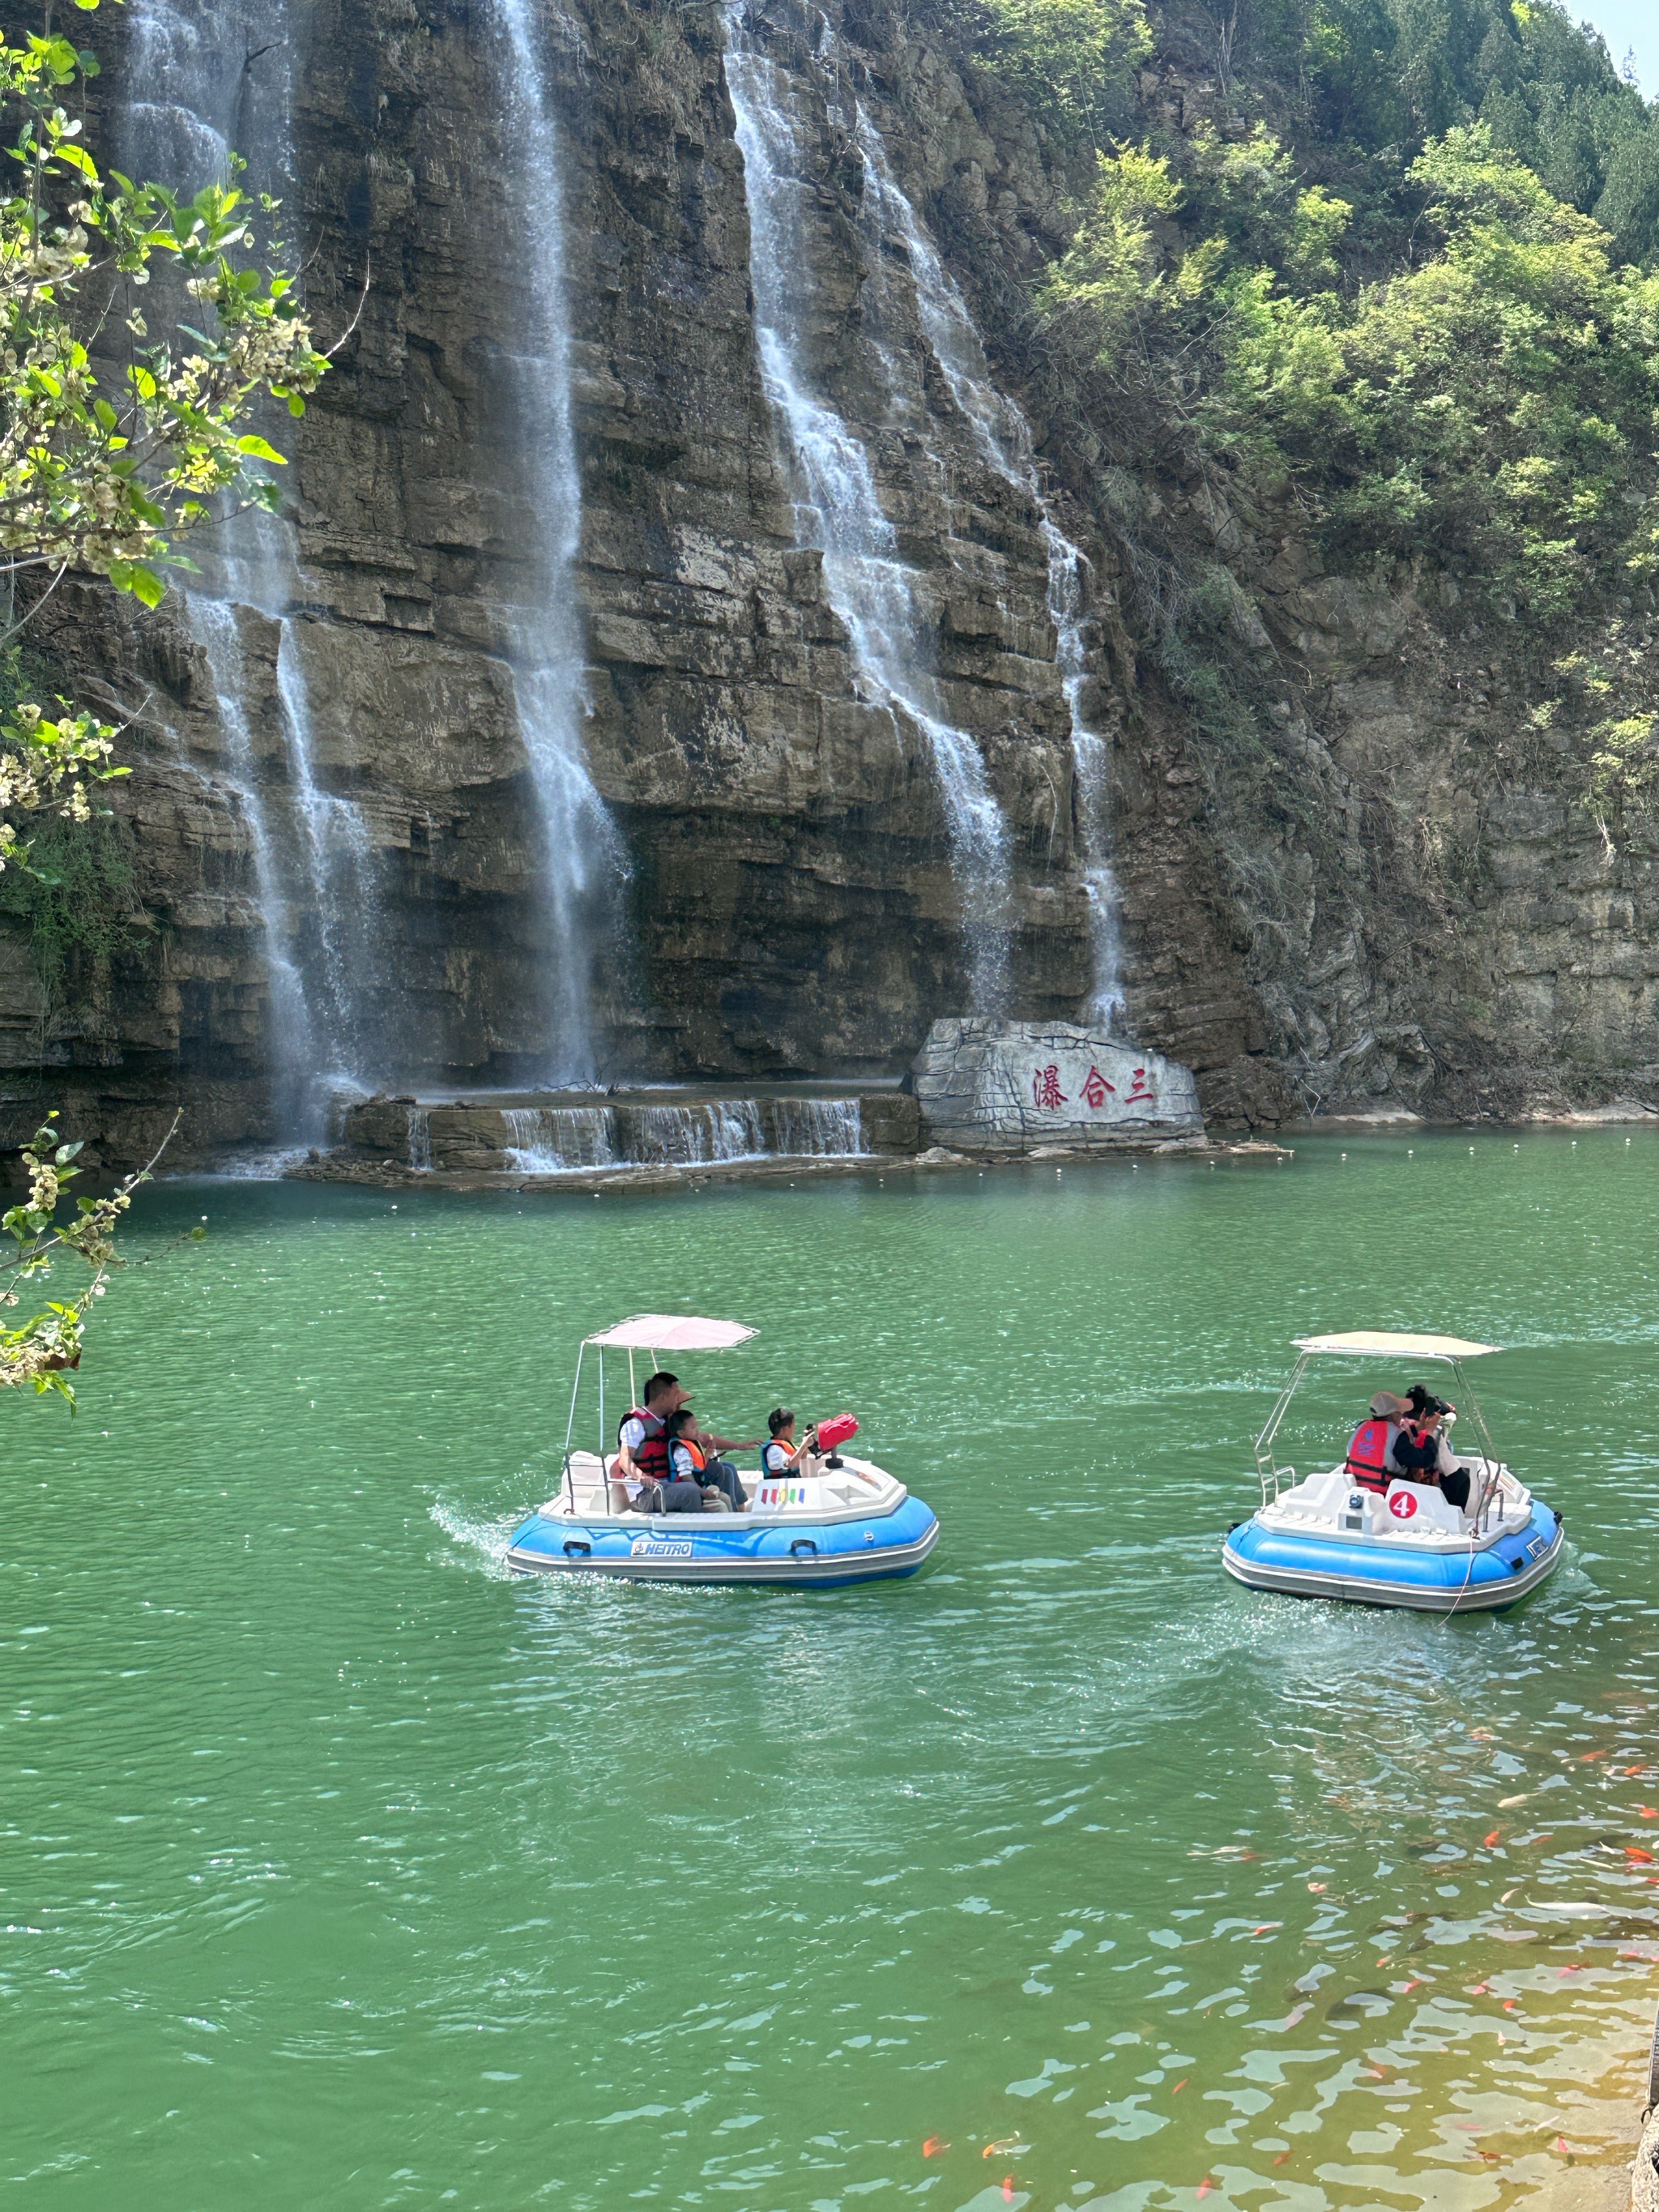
[[1293, 1330, 1499, 1361], [585, 1314, 757, 1352]]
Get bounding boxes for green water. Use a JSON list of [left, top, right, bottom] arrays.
[[5, 1131, 1659, 2210]]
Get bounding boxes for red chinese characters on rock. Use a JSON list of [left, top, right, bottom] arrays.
[[1081, 1065, 1116, 1111], [1032, 1065, 1068, 1112], [1127, 1065, 1156, 1104]]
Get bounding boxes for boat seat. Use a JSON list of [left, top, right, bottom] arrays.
[[1275, 1467, 1354, 1518], [1376, 1479, 1466, 1534]]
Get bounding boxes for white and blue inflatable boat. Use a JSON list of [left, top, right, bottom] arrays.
[[1222, 1330, 1564, 1613], [507, 1313, 940, 1588]]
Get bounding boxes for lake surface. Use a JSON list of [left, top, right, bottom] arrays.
[[4, 1129, 1658, 2210]]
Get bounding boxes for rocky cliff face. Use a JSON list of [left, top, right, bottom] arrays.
[[9, 0, 1657, 1164]]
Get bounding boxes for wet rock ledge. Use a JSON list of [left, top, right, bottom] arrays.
[[284, 1020, 1223, 1190]]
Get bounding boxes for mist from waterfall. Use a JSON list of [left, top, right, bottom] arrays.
[[483, 0, 629, 1084], [722, 1, 1014, 1014], [122, 0, 386, 1135], [854, 108, 1126, 1029]]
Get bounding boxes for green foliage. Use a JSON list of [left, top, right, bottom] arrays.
[[0, 2, 311, 1403], [0, 805, 139, 982], [942, 0, 1152, 143], [0, 12, 328, 603], [1145, 0, 1659, 267], [1042, 122, 1659, 622]]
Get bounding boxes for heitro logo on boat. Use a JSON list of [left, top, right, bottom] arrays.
[[629, 1536, 695, 1557]]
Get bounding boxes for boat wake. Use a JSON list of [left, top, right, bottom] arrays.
[[429, 1495, 522, 1579]]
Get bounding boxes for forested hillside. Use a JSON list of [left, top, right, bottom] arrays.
[[903, 0, 1659, 1114]]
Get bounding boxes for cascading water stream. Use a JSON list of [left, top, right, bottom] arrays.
[[122, 0, 385, 1133], [721, 2, 1014, 1013], [482, 0, 629, 1083], [495, 1097, 866, 1173], [853, 107, 1126, 1027]]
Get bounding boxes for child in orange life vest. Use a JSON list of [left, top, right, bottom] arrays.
[[665, 1407, 741, 1512], [761, 1407, 815, 1488]]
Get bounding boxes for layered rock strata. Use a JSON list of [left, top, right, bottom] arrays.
[[6, 0, 1657, 1165]]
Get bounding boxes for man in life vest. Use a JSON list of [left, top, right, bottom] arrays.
[[1345, 1390, 1411, 1495], [612, 1370, 704, 1514]]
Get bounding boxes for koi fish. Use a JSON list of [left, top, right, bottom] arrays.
[[1639, 1807, 1657, 1819], [1002, 2180, 1016, 2204], [1469, 1982, 1491, 1996], [922, 2137, 948, 2159], [1273, 2151, 1291, 2166], [983, 2139, 1021, 2159], [1196, 2180, 1217, 2200], [1171, 2079, 1188, 2095], [1628, 1847, 1655, 1864], [1556, 2137, 1572, 2154], [1483, 1830, 1502, 1847]]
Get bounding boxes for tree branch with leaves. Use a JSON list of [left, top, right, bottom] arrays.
[[0, 0, 330, 1397]]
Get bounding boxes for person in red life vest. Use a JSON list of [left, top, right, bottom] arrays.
[[612, 1370, 704, 1514], [1345, 1390, 1411, 1494], [1389, 1386, 1472, 1510]]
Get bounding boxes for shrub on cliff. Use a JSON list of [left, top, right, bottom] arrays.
[[1040, 123, 1659, 622]]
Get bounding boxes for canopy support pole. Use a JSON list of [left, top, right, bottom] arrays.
[[1254, 1354, 1308, 1505]]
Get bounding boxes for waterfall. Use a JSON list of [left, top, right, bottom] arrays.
[[772, 1097, 866, 1156], [121, 0, 386, 1132], [632, 1102, 767, 1166], [721, 2, 1014, 1013], [491, 1095, 862, 1172], [407, 1109, 433, 1172], [482, 0, 628, 1083], [853, 106, 1126, 1028], [503, 1105, 621, 1172]]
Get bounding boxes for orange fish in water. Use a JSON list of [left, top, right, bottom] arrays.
[[1307, 1881, 1326, 1893], [1639, 1808, 1658, 1819], [1002, 2180, 1016, 2204], [1483, 1830, 1501, 1847], [1503, 1999, 1518, 2012], [1556, 2137, 1572, 2154], [1469, 1982, 1491, 1996], [1402, 1979, 1425, 1994], [1579, 1750, 1606, 1762], [1172, 2079, 1188, 2095], [1252, 1924, 1277, 1936], [1628, 1847, 1656, 1864], [922, 2137, 948, 2159], [983, 2140, 1019, 2159], [1273, 2151, 1291, 2166], [1558, 1965, 1582, 1977], [1196, 2181, 1217, 2201], [1627, 1766, 1648, 1778]]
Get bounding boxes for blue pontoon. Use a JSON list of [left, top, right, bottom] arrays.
[[506, 1313, 940, 1587], [1222, 1330, 1563, 1612]]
